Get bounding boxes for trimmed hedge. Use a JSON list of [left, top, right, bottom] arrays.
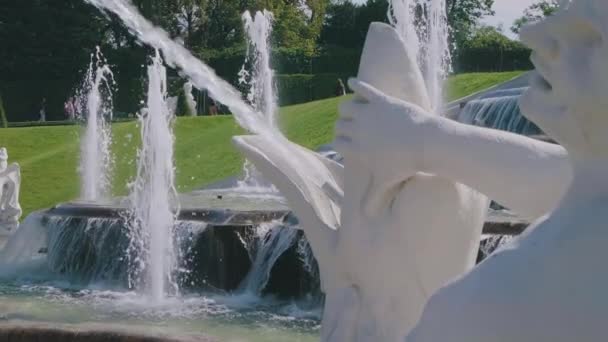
[[0, 93, 7, 128], [454, 45, 533, 72], [199, 46, 361, 84], [276, 73, 351, 106]]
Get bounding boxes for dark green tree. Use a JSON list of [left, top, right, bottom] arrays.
[[321, 0, 494, 51], [0, 0, 107, 120], [446, 0, 495, 49], [320, 0, 387, 49], [511, 0, 559, 34]]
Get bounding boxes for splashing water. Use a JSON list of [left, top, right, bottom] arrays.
[[238, 10, 279, 191], [458, 89, 541, 136], [0, 212, 47, 273], [78, 47, 115, 201], [388, 0, 451, 112], [85, 0, 269, 135], [86, 0, 340, 299], [239, 222, 299, 295], [84, 1, 328, 192], [239, 10, 277, 128], [127, 51, 179, 302]]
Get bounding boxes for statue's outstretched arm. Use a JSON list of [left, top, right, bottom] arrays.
[[336, 79, 571, 220], [428, 118, 571, 219]]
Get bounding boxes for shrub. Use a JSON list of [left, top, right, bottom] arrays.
[[0, 93, 7, 128], [276, 73, 351, 106]]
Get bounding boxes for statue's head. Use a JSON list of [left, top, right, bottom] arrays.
[[519, 0, 608, 156], [0, 148, 7, 172]]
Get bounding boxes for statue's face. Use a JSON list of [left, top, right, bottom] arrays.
[[520, 0, 608, 154]]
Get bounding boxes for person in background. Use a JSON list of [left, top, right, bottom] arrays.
[[209, 99, 218, 116], [335, 78, 346, 97], [64, 97, 75, 121]]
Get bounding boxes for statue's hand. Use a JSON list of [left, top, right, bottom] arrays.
[[335, 78, 437, 172], [335, 78, 439, 216]]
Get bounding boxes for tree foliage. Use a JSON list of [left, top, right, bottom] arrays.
[[511, 0, 559, 34], [321, 0, 494, 51], [454, 25, 532, 72], [446, 0, 495, 49]]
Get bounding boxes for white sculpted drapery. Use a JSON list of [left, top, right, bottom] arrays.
[[407, 1, 608, 340], [0, 148, 22, 235]]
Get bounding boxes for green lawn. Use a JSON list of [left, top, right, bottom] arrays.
[[0, 71, 525, 216], [445, 71, 524, 100]]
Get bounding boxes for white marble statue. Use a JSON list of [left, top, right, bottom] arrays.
[[234, 23, 490, 341], [0, 148, 22, 236], [404, 1, 608, 340]]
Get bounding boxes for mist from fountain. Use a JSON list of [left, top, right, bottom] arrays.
[[239, 222, 299, 295], [237, 10, 279, 191], [458, 89, 541, 135], [85, 0, 268, 136], [78, 47, 115, 201], [388, 0, 451, 112], [240, 10, 277, 128], [127, 51, 179, 302]]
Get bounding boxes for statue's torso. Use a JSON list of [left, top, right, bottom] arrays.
[[409, 196, 608, 342], [335, 174, 488, 341]]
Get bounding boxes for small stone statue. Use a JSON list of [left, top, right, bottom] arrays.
[[183, 81, 197, 116], [0, 148, 22, 235]]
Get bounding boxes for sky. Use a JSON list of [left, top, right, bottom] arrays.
[[350, 0, 537, 39], [482, 0, 537, 38]]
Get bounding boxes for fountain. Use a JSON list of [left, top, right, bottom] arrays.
[[78, 48, 115, 202], [126, 51, 179, 301], [237, 10, 279, 191], [1, 0, 592, 340], [457, 87, 542, 136]]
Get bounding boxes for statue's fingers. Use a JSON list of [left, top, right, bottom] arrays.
[[347, 78, 385, 104]]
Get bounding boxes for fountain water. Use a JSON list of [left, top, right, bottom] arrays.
[[239, 10, 277, 128], [239, 222, 299, 295], [388, 0, 451, 111], [458, 88, 542, 135], [85, 0, 268, 136], [127, 51, 179, 301], [237, 10, 278, 191], [78, 47, 114, 201]]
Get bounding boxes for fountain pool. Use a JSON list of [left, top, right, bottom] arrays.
[[0, 282, 320, 341]]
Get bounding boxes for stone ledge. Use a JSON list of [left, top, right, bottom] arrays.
[[0, 321, 217, 342]]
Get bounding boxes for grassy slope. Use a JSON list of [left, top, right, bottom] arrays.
[[0, 71, 525, 216], [445, 71, 524, 100]]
